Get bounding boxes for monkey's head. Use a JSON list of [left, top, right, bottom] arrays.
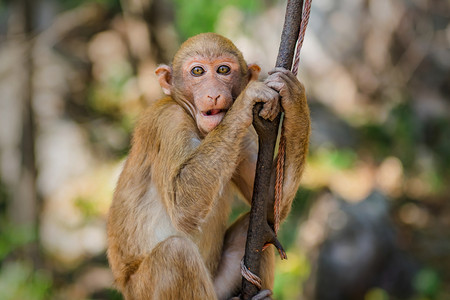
[[156, 33, 261, 135]]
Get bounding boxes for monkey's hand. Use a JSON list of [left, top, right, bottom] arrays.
[[234, 81, 280, 127], [265, 67, 306, 116]]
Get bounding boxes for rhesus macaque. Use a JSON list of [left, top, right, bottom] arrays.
[[107, 33, 310, 300]]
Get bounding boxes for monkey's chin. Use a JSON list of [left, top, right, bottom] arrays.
[[198, 111, 226, 134]]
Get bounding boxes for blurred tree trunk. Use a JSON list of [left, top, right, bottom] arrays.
[[8, 0, 41, 264], [120, 0, 178, 65]]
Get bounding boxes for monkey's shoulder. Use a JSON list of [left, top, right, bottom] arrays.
[[135, 97, 195, 132], [129, 97, 199, 158]]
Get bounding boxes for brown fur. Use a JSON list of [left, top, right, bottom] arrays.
[[107, 33, 310, 300]]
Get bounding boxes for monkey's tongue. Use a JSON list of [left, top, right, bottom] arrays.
[[200, 109, 226, 131], [209, 109, 221, 116], [205, 109, 223, 116]]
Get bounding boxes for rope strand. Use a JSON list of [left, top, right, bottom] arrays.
[[240, 259, 262, 290], [291, 0, 312, 76], [274, 129, 286, 234]]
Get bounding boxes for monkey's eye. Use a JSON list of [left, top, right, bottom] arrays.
[[191, 66, 205, 76], [217, 65, 231, 75]]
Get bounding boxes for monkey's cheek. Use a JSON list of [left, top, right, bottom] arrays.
[[197, 112, 226, 133]]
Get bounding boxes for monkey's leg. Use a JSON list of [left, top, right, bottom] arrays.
[[124, 236, 217, 300], [214, 213, 275, 300]]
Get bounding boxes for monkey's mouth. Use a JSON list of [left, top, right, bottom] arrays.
[[198, 108, 228, 133], [202, 109, 228, 116]]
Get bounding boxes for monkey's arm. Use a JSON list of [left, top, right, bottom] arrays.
[[150, 90, 276, 234], [148, 104, 246, 234], [265, 68, 310, 221], [278, 101, 310, 220], [232, 127, 258, 203]]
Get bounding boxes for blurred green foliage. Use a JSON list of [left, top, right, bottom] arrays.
[[0, 261, 52, 300], [360, 103, 419, 167], [172, 0, 262, 39], [273, 251, 310, 299], [96, 289, 124, 300], [85, 67, 135, 157], [278, 189, 313, 249], [387, 103, 419, 170], [271, 190, 314, 298], [0, 201, 52, 300], [365, 288, 389, 300], [425, 118, 450, 177], [0, 221, 35, 261], [360, 123, 392, 160], [413, 268, 441, 299], [318, 148, 358, 170], [74, 196, 100, 220], [360, 101, 450, 195]]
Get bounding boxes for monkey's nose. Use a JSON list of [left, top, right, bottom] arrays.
[[207, 95, 221, 105]]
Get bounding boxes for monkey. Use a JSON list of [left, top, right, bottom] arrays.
[[107, 33, 310, 300]]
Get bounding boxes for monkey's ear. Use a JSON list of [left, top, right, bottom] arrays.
[[247, 64, 261, 82], [155, 65, 173, 95]]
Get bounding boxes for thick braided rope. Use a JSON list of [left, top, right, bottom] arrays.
[[274, 0, 311, 235]]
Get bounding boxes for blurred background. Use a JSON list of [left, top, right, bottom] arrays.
[[0, 0, 449, 299]]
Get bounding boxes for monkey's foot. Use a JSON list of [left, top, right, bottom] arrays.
[[263, 224, 287, 260], [269, 235, 287, 260]]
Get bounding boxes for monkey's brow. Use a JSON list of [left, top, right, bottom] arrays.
[[186, 52, 239, 63]]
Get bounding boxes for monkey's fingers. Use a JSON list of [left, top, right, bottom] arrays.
[[268, 72, 297, 90], [257, 91, 280, 121], [259, 100, 280, 121], [268, 67, 296, 79], [258, 101, 270, 120], [271, 236, 288, 260], [267, 68, 303, 93], [266, 78, 291, 108], [263, 223, 287, 260], [265, 79, 284, 94], [267, 73, 305, 112], [267, 67, 298, 88], [268, 67, 289, 74]]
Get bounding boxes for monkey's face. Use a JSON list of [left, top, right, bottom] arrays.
[[179, 55, 246, 134], [155, 34, 261, 135]]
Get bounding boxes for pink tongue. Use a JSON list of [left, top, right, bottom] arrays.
[[210, 109, 221, 115]]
